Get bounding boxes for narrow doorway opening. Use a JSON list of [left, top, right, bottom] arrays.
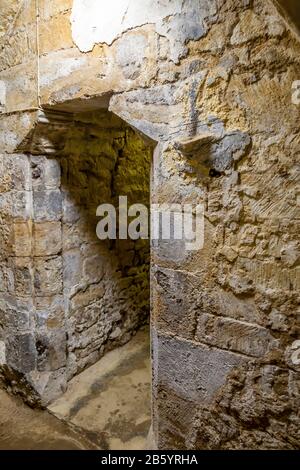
[[46, 109, 152, 450]]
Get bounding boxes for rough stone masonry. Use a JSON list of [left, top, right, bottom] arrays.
[[0, 0, 299, 450]]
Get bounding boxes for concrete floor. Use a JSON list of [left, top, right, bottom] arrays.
[[0, 326, 151, 450], [49, 326, 151, 450]]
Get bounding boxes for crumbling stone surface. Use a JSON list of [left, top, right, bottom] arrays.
[[186, 361, 300, 450], [0, 0, 300, 450]]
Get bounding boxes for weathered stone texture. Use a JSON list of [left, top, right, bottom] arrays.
[[149, 0, 299, 449], [0, 0, 38, 112]]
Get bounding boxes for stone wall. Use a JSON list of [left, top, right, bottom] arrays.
[[60, 112, 151, 378], [0, 0, 299, 449], [275, 0, 300, 35], [0, 110, 151, 403]]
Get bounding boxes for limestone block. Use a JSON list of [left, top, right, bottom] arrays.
[[12, 221, 32, 257], [68, 283, 105, 314], [9, 257, 34, 297], [0, 341, 6, 365], [109, 85, 182, 142], [62, 219, 95, 250], [0, 111, 37, 154], [153, 330, 244, 405], [27, 368, 67, 405], [39, 49, 112, 108], [0, 0, 20, 40], [210, 132, 251, 172], [39, 14, 74, 55], [0, 24, 36, 71], [115, 33, 148, 80], [0, 80, 5, 112], [154, 384, 206, 450], [0, 154, 31, 192], [266, 15, 286, 37], [0, 190, 32, 219], [34, 256, 63, 296], [227, 270, 254, 295], [63, 249, 82, 291], [174, 133, 217, 156], [82, 254, 106, 285], [71, 0, 217, 62], [0, 295, 33, 331], [35, 295, 65, 329], [152, 238, 192, 266], [74, 349, 100, 373], [68, 299, 102, 334], [239, 224, 258, 246], [230, 10, 264, 45], [286, 341, 300, 372], [280, 241, 299, 267], [269, 309, 289, 333], [219, 245, 238, 262], [72, 323, 100, 351], [0, 218, 12, 259], [215, 289, 262, 325], [34, 221, 62, 256], [229, 72, 300, 135], [242, 260, 300, 292], [39, 0, 73, 20], [36, 329, 67, 372], [152, 266, 202, 339], [0, 61, 38, 112]]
